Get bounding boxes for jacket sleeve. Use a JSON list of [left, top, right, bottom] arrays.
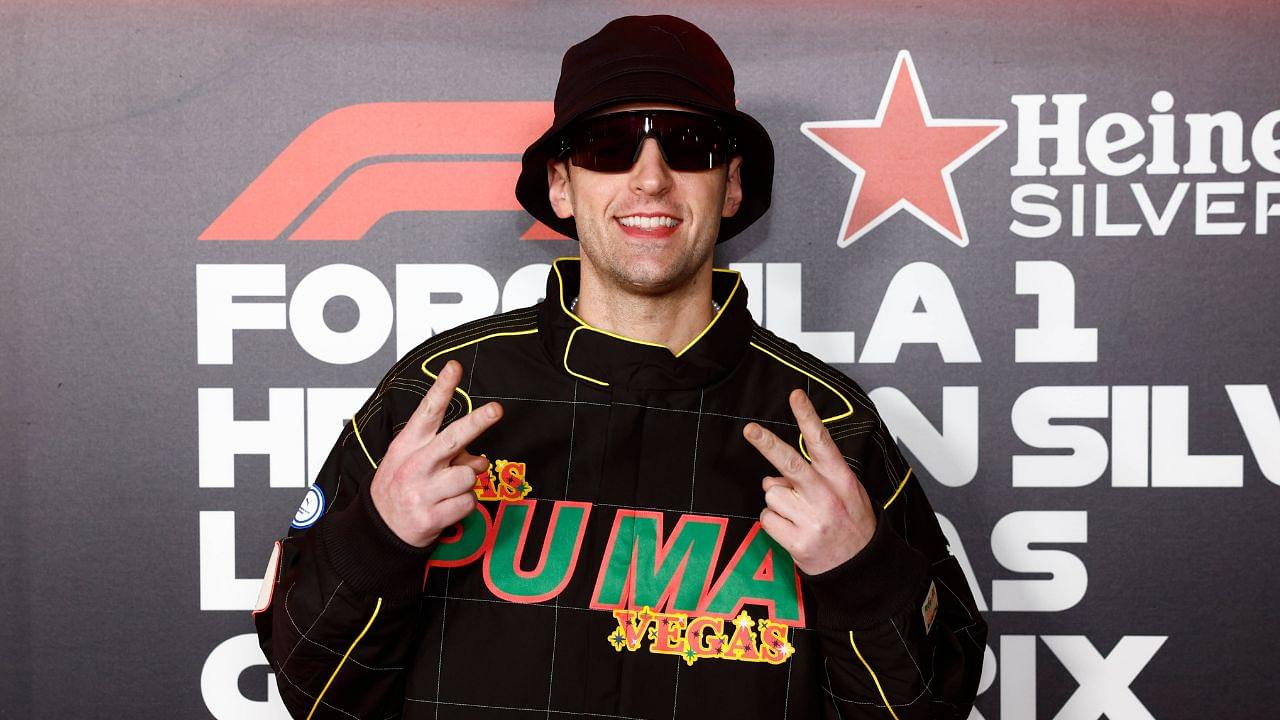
[[253, 379, 445, 719], [797, 405, 987, 720]]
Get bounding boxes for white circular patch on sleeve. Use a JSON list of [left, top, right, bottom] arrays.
[[291, 485, 326, 529]]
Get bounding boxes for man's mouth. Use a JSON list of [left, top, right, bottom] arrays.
[[616, 214, 682, 238]]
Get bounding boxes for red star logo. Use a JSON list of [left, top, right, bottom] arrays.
[[801, 51, 1006, 248]]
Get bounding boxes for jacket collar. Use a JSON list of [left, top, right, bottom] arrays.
[[537, 257, 752, 391]]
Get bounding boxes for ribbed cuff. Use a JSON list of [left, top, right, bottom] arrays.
[[798, 515, 929, 630], [318, 483, 435, 603]]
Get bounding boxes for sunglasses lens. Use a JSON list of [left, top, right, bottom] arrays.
[[565, 111, 732, 172], [659, 119, 728, 171], [569, 116, 640, 172]]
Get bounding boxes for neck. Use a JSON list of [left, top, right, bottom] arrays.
[[574, 258, 716, 355]]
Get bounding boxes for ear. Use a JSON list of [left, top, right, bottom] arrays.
[[547, 159, 574, 220], [721, 155, 743, 218]]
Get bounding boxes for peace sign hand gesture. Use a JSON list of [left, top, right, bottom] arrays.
[[742, 389, 877, 576], [369, 360, 503, 548]]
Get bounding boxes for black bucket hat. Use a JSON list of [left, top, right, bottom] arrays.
[[515, 14, 774, 243]]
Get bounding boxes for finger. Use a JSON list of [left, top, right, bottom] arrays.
[[759, 507, 799, 549], [763, 483, 806, 523], [761, 475, 793, 493], [425, 401, 504, 469], [420, 464, 479, 505], [400, 447, 487, 499], [788, 388, 843, 474], [743, 422, 821, 489], [452, 450, 491, 475], [402, 360, 464, 442], [432, 491, 478, 533]]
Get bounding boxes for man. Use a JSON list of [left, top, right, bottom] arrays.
[[254, 14, 986, 719]]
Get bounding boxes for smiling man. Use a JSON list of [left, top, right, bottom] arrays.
[[544, 101, 740, 355], [255, 15, 986, 720]]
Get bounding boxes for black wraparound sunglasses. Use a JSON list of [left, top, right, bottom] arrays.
[[557, 109, 738, 173]]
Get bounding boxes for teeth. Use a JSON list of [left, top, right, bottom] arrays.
[[619, 215, 679, 229]]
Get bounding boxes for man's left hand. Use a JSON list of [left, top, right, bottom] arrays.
[[742, 388, 877, 576]]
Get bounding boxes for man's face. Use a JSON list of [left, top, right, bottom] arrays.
[[547, 102, 743, 296]]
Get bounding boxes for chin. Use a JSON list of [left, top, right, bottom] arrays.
[[581, 230, 708, 291], [614, 257, 697, 293]]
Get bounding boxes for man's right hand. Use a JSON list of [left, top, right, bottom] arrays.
[[369, 359, 503, 548]]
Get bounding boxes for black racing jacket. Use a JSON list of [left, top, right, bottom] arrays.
[[254, 257, 986, 719]]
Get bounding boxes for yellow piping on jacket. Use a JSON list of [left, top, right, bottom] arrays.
[[553, 256, 742, 387]]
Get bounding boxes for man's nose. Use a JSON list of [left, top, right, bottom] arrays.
[[629, 137, 674, 196]]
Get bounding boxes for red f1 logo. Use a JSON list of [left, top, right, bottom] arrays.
[[199, 101, 565, 241]]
